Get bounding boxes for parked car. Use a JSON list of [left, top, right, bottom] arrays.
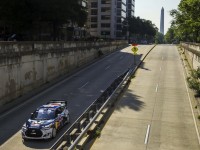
[[21, 100, 70, 140]]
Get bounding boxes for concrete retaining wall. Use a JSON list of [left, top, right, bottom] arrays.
[[180, 42, 200, 70], [0, 41, 127, 106]]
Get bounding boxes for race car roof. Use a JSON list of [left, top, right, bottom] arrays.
[[39, 103, 61, 109]]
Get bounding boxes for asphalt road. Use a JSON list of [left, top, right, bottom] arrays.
[[0, 45, 154, 150], [91, 45, 200, 150]]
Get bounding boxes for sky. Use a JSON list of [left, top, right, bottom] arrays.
[[135, 0, 181, 34]]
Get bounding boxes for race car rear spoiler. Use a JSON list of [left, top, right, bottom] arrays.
[[47, 100, 68, 107]]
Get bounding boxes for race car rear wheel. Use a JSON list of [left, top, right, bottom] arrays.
[[52, 128, 57, 138]]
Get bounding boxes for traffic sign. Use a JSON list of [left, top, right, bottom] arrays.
[[131, 46, 138, 54]]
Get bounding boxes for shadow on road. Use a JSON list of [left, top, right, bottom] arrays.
[[116, 91, 145, 111]]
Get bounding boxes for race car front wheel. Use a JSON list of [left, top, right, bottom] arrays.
[[52, 128, 57, 138]]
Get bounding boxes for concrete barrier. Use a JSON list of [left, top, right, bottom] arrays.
[[180, 42, 200, 70], [0, 41, 127, 106]]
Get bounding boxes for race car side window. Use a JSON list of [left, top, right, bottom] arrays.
[[60, 106, 65, 112], [55, 108, 62, 117]]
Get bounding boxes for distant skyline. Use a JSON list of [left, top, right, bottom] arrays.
[[135, 0, 181, 34]]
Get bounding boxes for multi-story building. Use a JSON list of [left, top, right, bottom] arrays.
[[87, 0, 135, 39], [127, 0, 135, 18]]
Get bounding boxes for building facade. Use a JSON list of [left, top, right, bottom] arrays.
[[127, 0, 135, 18], [87, 0, 135, 39]]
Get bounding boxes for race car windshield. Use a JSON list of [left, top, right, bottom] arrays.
[[31, 108, 55, 120]]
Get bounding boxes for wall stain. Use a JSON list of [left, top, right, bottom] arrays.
[[58, 60, 64, 69], [48, 66, 55, 74], [24, 68, 37, 80], [25, 71, 32, 80], [5, 77, 16, 95]]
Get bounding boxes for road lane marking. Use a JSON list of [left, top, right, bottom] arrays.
[[144, 125, 151, 144], [181, 65, 200, 144], [105, 65, 111, 70], [155, 84, 158, 92], [79, 82, 89, 89]]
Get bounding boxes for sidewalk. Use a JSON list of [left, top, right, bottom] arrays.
[[90, 45, 156, 150]]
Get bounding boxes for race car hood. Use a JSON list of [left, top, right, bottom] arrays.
[[26, 119, 54, 129]]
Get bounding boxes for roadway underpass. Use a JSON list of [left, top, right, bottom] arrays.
[[0, 45, 154, 150]]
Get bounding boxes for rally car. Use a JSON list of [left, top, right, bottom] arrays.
[[21, 100, 70, 140]]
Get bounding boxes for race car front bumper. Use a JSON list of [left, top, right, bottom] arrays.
[[21, 127, 53, 140]]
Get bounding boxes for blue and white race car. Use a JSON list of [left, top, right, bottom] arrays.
[[21, 100, 70, 140]]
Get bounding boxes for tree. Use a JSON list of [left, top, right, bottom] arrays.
[[0, 0, 88, 41], [164, 25, 178, 44], [170, 0, 200, 42], [155, 32, 164, 44], [126, 16, 157, 43]]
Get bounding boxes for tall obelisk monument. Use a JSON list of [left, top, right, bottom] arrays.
[[160, 7, 164, 34]]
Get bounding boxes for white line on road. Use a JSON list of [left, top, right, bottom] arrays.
[[144, 125, 151, 144], [105, 65, 111, 70], [79, 82, 89, 89], [155, 84, 159, 92]]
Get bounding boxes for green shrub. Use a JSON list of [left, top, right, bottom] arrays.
[[94, 127, 101, 138], [187, 68, 200, 96]]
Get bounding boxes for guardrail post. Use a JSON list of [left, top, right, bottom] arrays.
[[76, 122, 82, 133], [66, 134, 72, 146], [95, 103, 100, 112], [86, 112, 91, 122]]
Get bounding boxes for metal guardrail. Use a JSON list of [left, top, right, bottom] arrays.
[[50, 69, 132, 150]]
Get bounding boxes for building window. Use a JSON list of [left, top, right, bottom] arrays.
[[101, 7, 110, 12], [91, 9, 98, 15], [91, 2, 97, 8], [101, 0, 111, 4], [101, 23, 110, 28], [101, 15, 110, 20], [116, 25, 122, 30], [101, 31, 110, 35], [91, 17, 97, 22], [117, 17, 122, 23], [91, 24, 97, 28]]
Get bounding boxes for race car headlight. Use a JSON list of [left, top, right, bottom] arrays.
[[42, 124, 52, 130], [22, 123, 27, 132]]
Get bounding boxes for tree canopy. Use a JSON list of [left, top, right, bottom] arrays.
[[0, 0, 87, 40], [169, 0, 200, 42], [126, 16, 158, 43]]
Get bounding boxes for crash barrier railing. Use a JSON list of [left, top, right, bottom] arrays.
[[50, 69, 132, 150]]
